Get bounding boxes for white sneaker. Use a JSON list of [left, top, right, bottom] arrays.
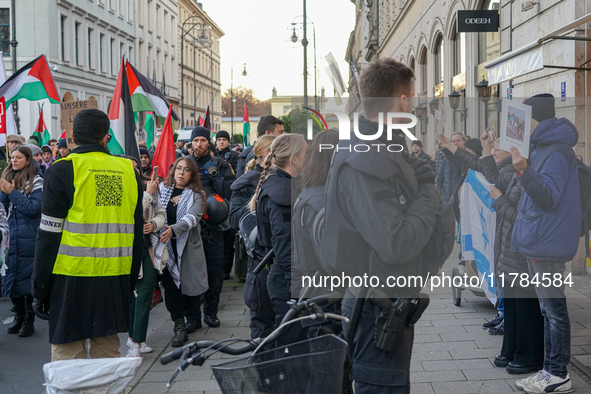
[[523, 372, 573, 393], [139, 342, 153, 354], [126, 337, 133, 348], [516, 370, 549, 390], [126, 344, 141, 357]]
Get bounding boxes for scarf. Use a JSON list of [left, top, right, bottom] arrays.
[[153, 182, 197, 288]]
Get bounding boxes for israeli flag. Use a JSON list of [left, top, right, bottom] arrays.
[[460, 170, 497, 305]]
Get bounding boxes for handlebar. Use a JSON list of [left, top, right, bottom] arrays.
[[160, 338, 262, 365]]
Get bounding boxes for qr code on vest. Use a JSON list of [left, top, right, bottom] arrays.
[[94, 174, 123, 206]]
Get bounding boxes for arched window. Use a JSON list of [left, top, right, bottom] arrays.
[[478, 0, 500, 64], [409, 57, 416, 95], [418, 47, 428, 95], [452, 27, 465, 77], [62, 91, 75, 102], [433, 35, 444, 85]]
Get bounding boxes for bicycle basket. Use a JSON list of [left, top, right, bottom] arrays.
[[211, 334, 347, 394]]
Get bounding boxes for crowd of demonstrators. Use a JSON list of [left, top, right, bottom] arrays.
[[436, 131, 466, 202], [409, 140, 436, 171], [436, 93, 582, 394]]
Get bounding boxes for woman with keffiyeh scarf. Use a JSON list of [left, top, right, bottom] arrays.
[[153, 157, 208, 347]]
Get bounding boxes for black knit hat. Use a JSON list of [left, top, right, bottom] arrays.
[[523, 93, 555, 122], [216, 130, 230, 141], [465, 138, 483, 157], [412, 140, 423, 147], [139, 147, 150, 157], [190, 126, 211, 143]]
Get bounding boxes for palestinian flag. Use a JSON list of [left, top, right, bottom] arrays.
[[202, 105, 211, 130], [0, 55, 59, 107], [126, 62, 179, 121], [33, 104, 50, 145], [108, 59, 139, 161], [243, 101, 250, 147]]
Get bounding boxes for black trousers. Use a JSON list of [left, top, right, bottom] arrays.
[[12, 295, 33, 314], [500, 285, 545, 366], [161, 267, 200, 322], [202, 226, 225, 317], [223, 229, 235, 274], [342, 297, 414, 394]]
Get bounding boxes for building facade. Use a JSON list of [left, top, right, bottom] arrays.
[[10, 0, 136, 138], [177, 0, 223, 131], [346, 0, 591, 161]]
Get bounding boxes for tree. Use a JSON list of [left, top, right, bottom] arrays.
[[280, 108, 322, 137], [222, 86, 270, 118]]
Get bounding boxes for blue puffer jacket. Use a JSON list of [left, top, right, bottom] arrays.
[[436, 156, 461, 202], [0, 174, 43, 297], [511, 117, 581, 262]]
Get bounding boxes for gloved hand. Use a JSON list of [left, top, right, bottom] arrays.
[[204, 160, 219, 177], [407, 157, 436, 185], [32, 298, 50, 320]]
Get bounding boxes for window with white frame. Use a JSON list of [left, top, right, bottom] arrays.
[[88, 28, 94, 69], [60, 14, 67, 61]]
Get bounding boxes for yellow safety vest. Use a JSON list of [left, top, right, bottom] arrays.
[[53, 151, 138, 277]]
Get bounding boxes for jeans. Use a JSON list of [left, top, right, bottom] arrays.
[[527, 259, 570, 378], [496, 277, 505, 316]]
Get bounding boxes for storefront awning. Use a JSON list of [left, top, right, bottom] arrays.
[[485, 13, 591, 85]]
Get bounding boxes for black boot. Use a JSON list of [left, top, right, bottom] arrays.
[[19, 313, 35, 337], [171, 318, 188, 347], [7, 299, 25, 334], [7, 311, 25, 334]]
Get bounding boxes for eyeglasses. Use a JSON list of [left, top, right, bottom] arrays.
[[175, 166, 191, 173], [106, 135, 112, 143]]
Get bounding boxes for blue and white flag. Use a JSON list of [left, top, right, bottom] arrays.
[[460, 170, 497, 305]]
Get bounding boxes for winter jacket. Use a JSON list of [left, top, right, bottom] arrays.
[[32, 144, 144, 344], [452, 148, 527, 276], [410, 151, 436, 172], [142, 191, 166, 275], [256, 168, 300, 296], [0, 173, 43, 298], [236, 145, 254, 179], [436, 156, 462, 202], [229, 164, 262, 231], [216, 147, 239, 171], [511, 117, 581, 262]]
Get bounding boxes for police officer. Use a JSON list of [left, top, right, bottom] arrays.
[[235, 115, 284, 178], [31, 109, 144, 361], [321, 58, 440, 393], [228, 134, 276, 339], [215, 130, 239, 279], [251, 133, 307, 346], [190, 126, 235, 328], [215, 130, 239, 170]]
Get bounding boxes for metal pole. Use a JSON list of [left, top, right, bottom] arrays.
[[302, 0, 308, 107], [313, 24, 317, 111], [231, 65, 234, 142], [210, 44, 214, 130], [181, 31, 184, 128], [10, 0, 18, 133]]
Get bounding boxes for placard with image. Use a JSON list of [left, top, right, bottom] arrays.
[[499, 100, 532, 158]]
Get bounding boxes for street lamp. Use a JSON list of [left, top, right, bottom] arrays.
[[230, 63, 247, 143], [414, 104, 428, 135], [475, 76, 491, 128], [449, 90, 468, 134], [180, 15, 212, 128], [429, 97, 440, 116], [290, 15, 318, 110]]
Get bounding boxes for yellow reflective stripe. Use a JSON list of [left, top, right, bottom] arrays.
[[52, 255, 133, 277], [58, 245, 133, 259], [63, 221, 134, 234], [62, 231, 134, 249]]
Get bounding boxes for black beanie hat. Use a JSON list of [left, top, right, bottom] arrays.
[[191, 126, 211, 143], [465, 138, 483, 157], [412, 140, 423, 147], [139, 147, 150, 157], [523, 93, 555, 122], [216, 130, 230, 141]]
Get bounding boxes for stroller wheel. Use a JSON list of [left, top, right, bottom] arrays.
[[451, 267, 462, 306]]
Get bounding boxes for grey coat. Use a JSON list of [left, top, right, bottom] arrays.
[[171, 191, 208, 297]]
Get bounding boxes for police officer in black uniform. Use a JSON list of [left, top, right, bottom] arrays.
[[229, 135, 277, 339], [321, 59, 441, 394], [188, 126, 235, 329], [254, 133, 307, 347], [215, 130, 240, 279], [235, 115, 284, 178]]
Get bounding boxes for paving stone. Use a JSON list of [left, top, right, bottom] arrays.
[[410, 382, 435, 393], [461, 366, 520, 381], [422, 359, 492, 372], [412, 351, 453, 362], [410, 370, 466, 383], [416, 325, 469, 335], [413, 340, 478, 353], [432, 379, 515, 394], [414, 334, 443, 343], [449, 348, 499, 360], [170, 379, 223, 392]]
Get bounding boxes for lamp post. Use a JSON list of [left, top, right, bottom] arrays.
[[414, 104, 428, 135], [180, 15, 212, 128], [10, 0, 19, 132], [449, 90, 467, 133], [291, 15, 317, 110], [475, 75, 491, 129]]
